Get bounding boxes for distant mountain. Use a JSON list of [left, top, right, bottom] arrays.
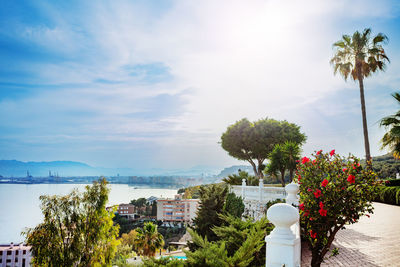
[[0, 160, 112, 177], [0, 159, 250, 180], [216, 165, 253, 178]]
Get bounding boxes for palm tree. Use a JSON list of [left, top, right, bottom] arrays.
[[134, 222, 164, 257], [380, 92, 400, 158], [265, 142, 300, 186], [330, 28, 389, 163], [284, 141, 301, 182]]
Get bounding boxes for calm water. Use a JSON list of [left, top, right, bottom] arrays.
[[0, 184, 177, 243]]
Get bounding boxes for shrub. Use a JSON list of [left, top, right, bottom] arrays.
[[374, 186, 400, 205], [223, 192, 245, 218], [384, 179, 400, 187], [296, 150, 380, 267]]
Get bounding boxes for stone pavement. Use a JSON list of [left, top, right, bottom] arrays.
[[301, 202, 400, 266]]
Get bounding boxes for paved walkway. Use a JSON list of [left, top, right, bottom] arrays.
[[301, 202, 400, 266]]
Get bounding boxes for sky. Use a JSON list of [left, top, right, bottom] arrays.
[[1, 0, 400, 172]]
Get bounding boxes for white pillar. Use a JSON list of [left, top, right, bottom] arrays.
[[285, 182, 299, 206], [241, 178, 246, 199], [259, 179, 264, 202], [265, 203, 301, 267]]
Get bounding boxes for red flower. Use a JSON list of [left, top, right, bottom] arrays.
[[301, 157, 310, 164], [319, 201, 324, 208], [321, 179, 329, 187], [310, 230, 317, 238], [312, 159, 317, 164], [319, 208, 327, 216], [316, 150, 322, 155], [299, 203, 305, 210], [313, 189, 322, 198], [304, 210, 310, 217], [330, 149, 335, 156], [342, 168, 347, 172], [347, 174, 355, 184], [307, 188, 312, 192]]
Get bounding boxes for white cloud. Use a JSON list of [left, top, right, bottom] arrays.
[[2, 0, 400, 169]]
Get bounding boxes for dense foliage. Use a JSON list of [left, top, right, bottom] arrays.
[[297, 150, 380, 267], [367, 153, 400, 179], [186, 215, 272, 267], [380, 92, 400, 158], [374, 186, 400, 205], [221, 118, 306, 177], [330, 28, 389, 162], [143, 257, 185, 267], [24, 178, 119, 267], [223, 192, 245, 218], [192, 184, 228, 242]]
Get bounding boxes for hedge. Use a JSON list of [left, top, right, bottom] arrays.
[[384, 179, 400, 187], [374, 186, 400, 206]]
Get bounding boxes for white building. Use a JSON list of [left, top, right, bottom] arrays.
[[0, 243, 32, 267], [157, 194, 199, 222]]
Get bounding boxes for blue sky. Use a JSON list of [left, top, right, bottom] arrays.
[[1, 0, 400, 171]]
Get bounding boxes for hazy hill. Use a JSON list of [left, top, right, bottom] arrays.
[[0, 160, 104, 177], [371, 154, 400, 179], [216, 165, 253, 178], [0, 160, 228, 178]]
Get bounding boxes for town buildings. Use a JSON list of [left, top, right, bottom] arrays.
[[156, 194, 199, 222], [0, 243, 31, 267]]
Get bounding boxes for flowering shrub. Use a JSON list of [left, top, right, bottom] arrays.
[[296, 150, 380, 267]]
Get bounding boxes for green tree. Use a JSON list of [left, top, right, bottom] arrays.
[[265, 144, 287, 186], [120, 229, 138, 247], [330, 28, 389, 162], [130, 197, 147, 207], [266, 141, 301, 186], [380, 92, 400, 159], [212, 214, 273, 266], [284, 141, 301, 182], [192, 184, 228, 241], [24, 178, 119, 267], [297, 151, 379, 267], [223, 192, 245, 218], [134, 222, 164, 258], [186, 214, 273, 267], [221, 118, 306, 178]]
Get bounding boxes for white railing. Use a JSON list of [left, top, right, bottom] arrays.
[[230, 179, 302, 266], [230, 179, 286, 220], [230, 179, 286, 204]]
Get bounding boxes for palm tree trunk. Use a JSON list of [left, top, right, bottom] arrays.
[[357, 66, 372, 164], [289, 168, 294, 183], [280, 169, 286, 187]]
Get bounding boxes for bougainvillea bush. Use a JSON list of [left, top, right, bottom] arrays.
[[296, 150, 380, 267]]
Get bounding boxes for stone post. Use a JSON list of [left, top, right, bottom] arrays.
[[265, 203, 301, 267], [285, 182, 299, 206], [259, 178, 264, 202]]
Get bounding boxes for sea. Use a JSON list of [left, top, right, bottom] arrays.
[[0, 183, 178, 243]]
